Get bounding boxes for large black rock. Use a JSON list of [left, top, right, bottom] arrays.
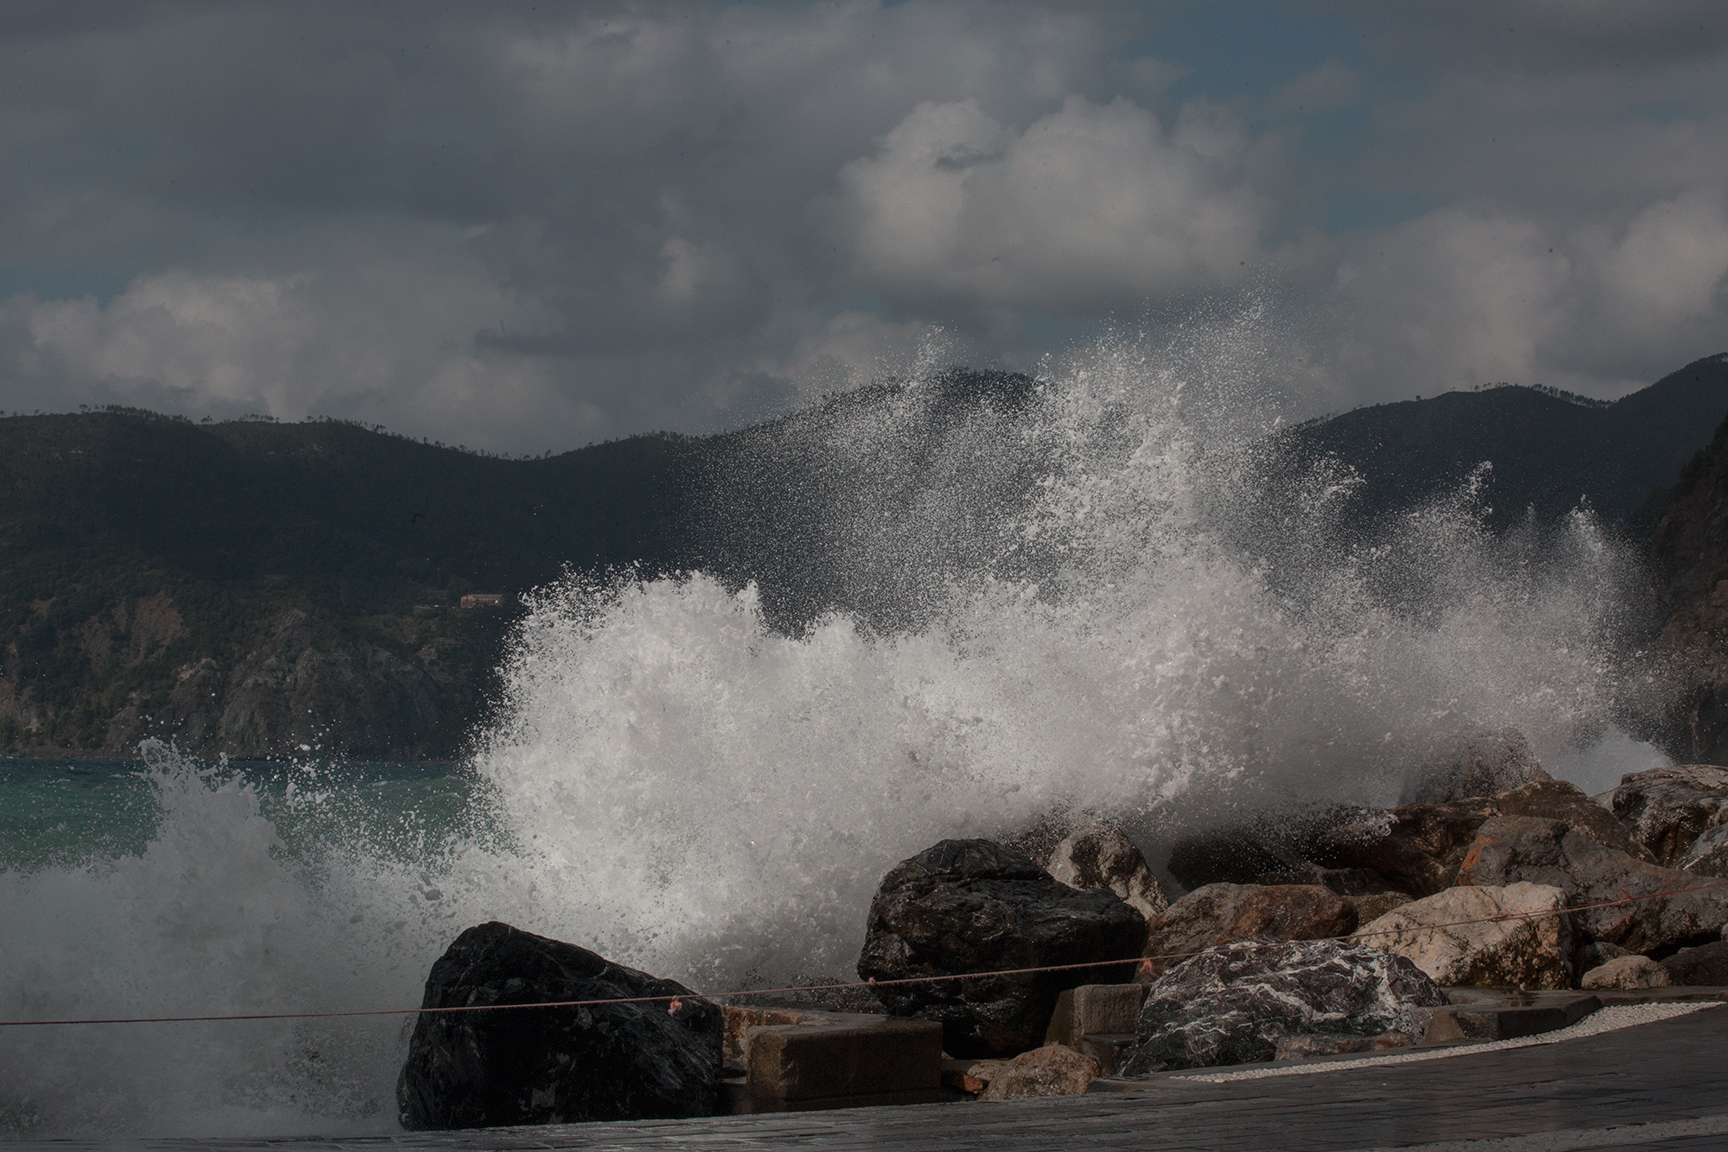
[[397, 922, 722, 1130], [856, 839, 1146, 1055], [1661, 940, 1728, 985], [1119, 937, 1445, 1075]]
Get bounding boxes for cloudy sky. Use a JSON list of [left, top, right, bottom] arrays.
[[1, 1, 1725, 453]]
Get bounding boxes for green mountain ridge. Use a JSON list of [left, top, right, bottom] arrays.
[[1270, 354, 1728, 530], [3, 355, 1726, 761]]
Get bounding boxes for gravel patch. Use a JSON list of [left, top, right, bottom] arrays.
[[1177, 1002, 1719, 1083]]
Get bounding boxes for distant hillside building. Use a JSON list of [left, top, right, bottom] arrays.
[[459, 593, 506, 608]]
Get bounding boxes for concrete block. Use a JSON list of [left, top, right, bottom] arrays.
[[1425, 994, 1600, 1042], [1422, 1009, 1467, 1044], [733, 1087, 949, 1113], [722, 1006, 808, 1067], [1045, 984, 1148, 1048], [1077, 1032, 1137, 1077], [747, 1017, 942, 1102]]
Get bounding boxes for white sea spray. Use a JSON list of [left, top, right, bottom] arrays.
[[0, 315, 1661, 1136]]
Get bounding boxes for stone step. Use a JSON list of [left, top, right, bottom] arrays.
[[1045, 984, 1148, 1049], [1077, 1032, 1137, 1077], [740, 1013, 944, 1106], [1426, 992, 1601, 1042]]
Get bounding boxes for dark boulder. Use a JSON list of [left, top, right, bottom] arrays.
[[1456, 816, 1728, 953], [1660, 940, 1728, 986], [1168, 823, 1304, 889], [397, 922, 722, 1130], [856, 839, 1146, 1056], [1611, 766, 1728, 867], [1677, 817, 1728, 876], [1495, 779, 1654, 862], [1119, 938, 1445, 1075], [1168, 738, 1553, 893]]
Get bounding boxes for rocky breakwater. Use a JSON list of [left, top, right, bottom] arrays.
[[1156, 749, 1728, 1003], [1611, 765, 1728, 875], [856, 839, 1148, 1056], [1450, 814, 1727, 954], [392, 753, 1728, 1124], [1164, 728, 1552, 891], [398, 922, 723, 1130]]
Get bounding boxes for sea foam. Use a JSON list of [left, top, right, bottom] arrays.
[[0, 318, 1658, 1136]]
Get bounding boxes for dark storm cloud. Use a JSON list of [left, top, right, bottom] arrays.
[[1, 2, 1725, 449], [1348, 0, 1728, 71]]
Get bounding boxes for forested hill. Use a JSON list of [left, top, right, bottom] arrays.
[[0, 413, 702, 759], [2, 355, 1726, 761], [1267, 353, 1728, 531], [0, 370, 1036, 759]]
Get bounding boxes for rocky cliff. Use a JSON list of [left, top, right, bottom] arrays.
[[1, 590, 514, 760], [1633, 364, 1728, 762]]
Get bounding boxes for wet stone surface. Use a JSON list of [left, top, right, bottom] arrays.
[[1119, 937, 1446, 1076]]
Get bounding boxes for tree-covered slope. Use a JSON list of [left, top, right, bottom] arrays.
[[0, 412, 705, 757], [4, 355, 1727, 761], [1271, 354, 1728, 531]]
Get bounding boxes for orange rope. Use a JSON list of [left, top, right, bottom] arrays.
[[6, 877, 1726, 1029]]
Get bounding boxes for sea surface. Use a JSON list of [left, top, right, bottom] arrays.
[[0, 757, 490, 876], [0, 319, 1678, 1138]]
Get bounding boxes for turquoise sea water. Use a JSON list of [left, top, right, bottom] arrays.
[[0, 756, 499, 874], [1, 745, 527, 1139]]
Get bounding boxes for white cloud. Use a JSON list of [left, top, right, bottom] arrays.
[[0, 230, 585, 446], [1592, 188, 1728, 338], [835, 94, 1279, 313], [29, 273, 320, 408], [1, 3, 1725, 447], [1330, 208, 1571, 395], [1324, 186, 1728, 403]]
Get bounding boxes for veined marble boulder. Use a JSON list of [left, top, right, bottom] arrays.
[[1119, 938, 1444, 1075]]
